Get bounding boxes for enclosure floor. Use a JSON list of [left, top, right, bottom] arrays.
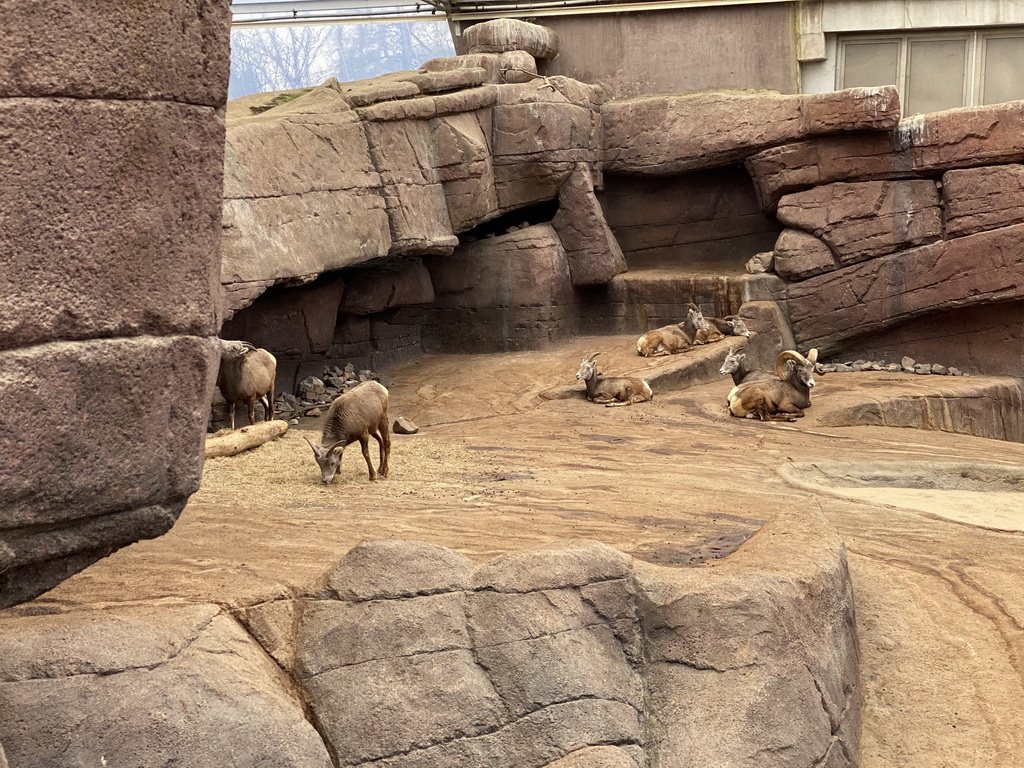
[[20, 336, 1024, 768]]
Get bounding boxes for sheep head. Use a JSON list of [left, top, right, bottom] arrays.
[[775, 350, 817, 389], [725, 316, 751, 337], [686, 304, 710, 332], [306, 436, 346, 484], [576, 353, 600, 382], [720, 348, 745, 376]]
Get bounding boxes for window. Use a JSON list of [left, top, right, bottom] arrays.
[[837, 30, 1024, 115]]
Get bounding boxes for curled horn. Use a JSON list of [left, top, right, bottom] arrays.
[[807, 348, 819, 364], [775, 349, 809, 380]]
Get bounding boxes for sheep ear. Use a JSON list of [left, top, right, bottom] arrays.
[[327, 441, 345, 454]]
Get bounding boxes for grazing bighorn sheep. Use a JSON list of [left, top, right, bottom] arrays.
[[305, 380, 390, 484], [217, 340, 277, 431], [636, 304, 714, 357], [727, 349, 819, 421], [576, 353, 653, 406], [718, 347, 776, 387]]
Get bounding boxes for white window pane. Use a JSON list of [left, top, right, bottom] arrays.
[[842, 41, 900, 89], [906, 39, 967, 115], [983, 36, 1024, 105]]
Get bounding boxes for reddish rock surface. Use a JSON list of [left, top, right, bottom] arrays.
[[747, 102, 1024, 208], [602, 86, 899, 176], [776, 180, 942, 267], [787, 223, 1024, 353], [773, 228, 837, 280], [943, 164, 1024, 238]]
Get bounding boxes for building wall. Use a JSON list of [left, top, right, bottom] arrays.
[[527, 4, 799, 99]]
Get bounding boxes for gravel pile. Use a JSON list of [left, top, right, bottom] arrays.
[[817, 355, 965, 376]]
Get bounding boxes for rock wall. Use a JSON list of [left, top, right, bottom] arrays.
[[0, 1, 231, 608], [743, 104, 1024, 360], [0, 508, 860, 768]]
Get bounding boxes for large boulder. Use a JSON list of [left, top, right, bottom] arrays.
[[552, 163, 627, 285], [461, 19, 560, 60], [746, 101, 1024, 208], [0, 604, 333, 766], [942, 164, 1024, 238], [602, 86, 899, 175], [776, 180, 943, 266]]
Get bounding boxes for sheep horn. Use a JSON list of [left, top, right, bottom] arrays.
[[807, 348, 819, 364], [775, 350, 808, 380], [304, 436, 323, 456], [586, 352, 601, 362]]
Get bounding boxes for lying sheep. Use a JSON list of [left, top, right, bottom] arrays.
[[727, 349, 819, 421], [636, 304, 712, 357], [706, 315, 751, 339], [719, 347, 776, 387], [576, 353, 653, 406], [217, 340, 277, 431], [306, 380, 390, 483]]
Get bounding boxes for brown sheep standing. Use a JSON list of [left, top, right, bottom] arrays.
[[216, 340, 277, 431]]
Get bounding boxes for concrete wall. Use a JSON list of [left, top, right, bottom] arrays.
[[527, 4, 799, 99], [0, 2, 231, 608]]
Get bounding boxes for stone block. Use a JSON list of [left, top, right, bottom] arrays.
[[552, 163, 627, 285], [0, 0, 231, 105], [603, 86, 898, 175], [0, 336, 216, 529], [0, 607, 332, 766], [773, 228, 837, 280], [747, 101, 1024, 208], [327, 539, 474, 600], [777, 180, 942, 266], [0, 99, 224, 349], [462, 19, 560, 60], [339, 261, 435, 315], [787, 223, 1024, 353], [943, 164, 1024, 238]]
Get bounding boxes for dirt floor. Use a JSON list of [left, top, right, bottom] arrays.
[[26, 335, 1024, 768]]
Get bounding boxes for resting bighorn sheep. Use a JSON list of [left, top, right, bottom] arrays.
[[305, 380, 391, 484], [727, 349, 819, 421], [718, 347, 776, 387], [706, 315, 751, 339], [636, 304, 713, 357], [576, 353, 653, 406], [687, 303, 725, 345], [217, 340, 277, 431]]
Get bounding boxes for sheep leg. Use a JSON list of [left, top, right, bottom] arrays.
[[359, 436, 377, 480], [228, 403, 237, 432], [247, 398, 257, 428], [371, 426, 390, 479]]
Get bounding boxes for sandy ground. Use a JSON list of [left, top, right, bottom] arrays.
[[20, 336, 1024, 768]]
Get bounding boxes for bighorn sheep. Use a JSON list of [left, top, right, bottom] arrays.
[[636, 304, 714, 357], [217, 340, 277, 431], [727, 349, 819, 421], [305, 380, 391, 483], [706, 315, 751, 338], [576, 353, 653, 406], [718, 347, 777, 387], [687, 303, 725, 345]]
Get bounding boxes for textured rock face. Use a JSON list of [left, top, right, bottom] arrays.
[[942, 164, 1024, 238], [0, 2, 230, 608], [0, 605, 333, 767], [225, 510, 860, 768], [461, 18, 560, 60], [602, 86, 899, 175], [776, 180, 943, 267], [787, 223, 1024, 354], [424, 224, 580, 352], [746, 102, 1024, 208]]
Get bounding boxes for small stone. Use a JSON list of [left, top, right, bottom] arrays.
[[913, 364, 931, 375], [299, 376, 326, 397], [850, 362, 864, 371], [358, 370, 374, 382], [393, 417, 419, 435], [865, 361, 881, 371], [885, 364, 901, 373], [344, 363, 355, 374], [835, 364, 854, 372], [931, 364, 948, 375], [288, 418, 299, 426], [901, 356, 916, 370], [304, 407, 322, 417], [949, 367, 963, 376]]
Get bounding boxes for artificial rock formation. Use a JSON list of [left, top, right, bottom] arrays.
[[0, 1, 231, 609]]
